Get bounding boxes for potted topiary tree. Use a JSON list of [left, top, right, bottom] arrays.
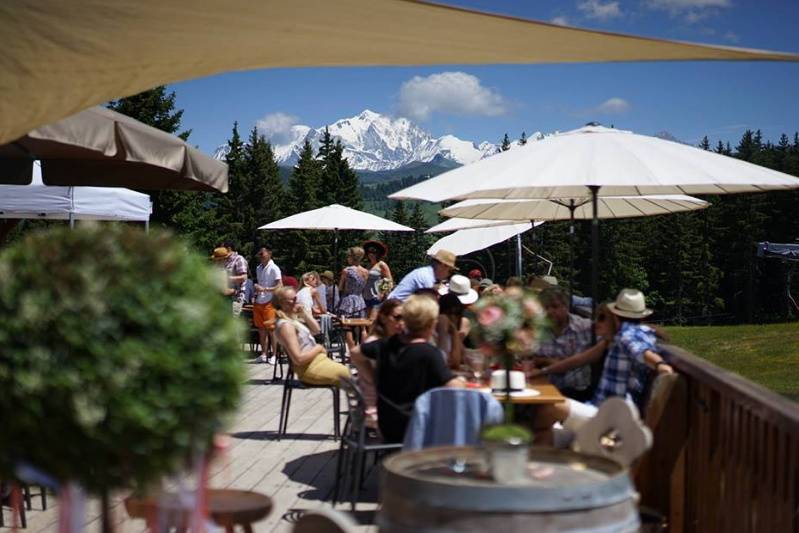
[[0, 224, 245, 531]]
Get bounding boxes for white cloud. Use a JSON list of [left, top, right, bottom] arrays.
[[593, 97, 631, 115], [397, 72, 508, 122], [723, 30, 740, 43], [255, 112, 300, 144], [647, 0, 731, 22], [577, 0, 622, 20], [551, 16, 571, 26]]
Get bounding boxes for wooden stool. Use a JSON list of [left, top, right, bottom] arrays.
[[125, 488, 272, 532]]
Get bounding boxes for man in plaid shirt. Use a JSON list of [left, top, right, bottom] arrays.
[[536, 287, 593, 400], [592, 320, 658, 409], [531, 289, 674, 443], [221, 240, 249, 304]]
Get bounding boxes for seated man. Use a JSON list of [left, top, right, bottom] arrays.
[[533, 289, 673, 443], [535, 287, 594, 401], [352, 294, 464, 443]]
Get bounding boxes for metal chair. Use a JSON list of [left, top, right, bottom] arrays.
[[276, 356, 342, 441], [332, 377, 402, 511]]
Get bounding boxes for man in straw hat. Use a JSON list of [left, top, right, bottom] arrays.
[[532, 288, 674, 443], [388, 249, 458, 302]]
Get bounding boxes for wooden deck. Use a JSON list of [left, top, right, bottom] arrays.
[[11, 361, 378, 532]]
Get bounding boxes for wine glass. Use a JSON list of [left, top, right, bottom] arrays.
[[464, 350, 485, 384]]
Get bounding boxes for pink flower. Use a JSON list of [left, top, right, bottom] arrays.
[[477, 305, 504, 326], [523, 298, 543, 318]]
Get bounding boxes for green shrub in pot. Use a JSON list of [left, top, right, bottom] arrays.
[[0, 224, 244, 494]]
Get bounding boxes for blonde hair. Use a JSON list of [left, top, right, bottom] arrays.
[[301, 271, 319, 288], [402, 294, 439, 336], [273, 286, 297, 321], [347, 246, 365, 264]]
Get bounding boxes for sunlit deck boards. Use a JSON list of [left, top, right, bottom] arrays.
[[13, 362, 378, 532]]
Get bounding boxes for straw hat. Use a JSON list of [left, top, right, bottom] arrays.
[[607, 288, 653, 319], [320, 270, 335, 282], [210, 247, 231, 260], [429, 249, 457, 269], [438, 274, 478, 304]]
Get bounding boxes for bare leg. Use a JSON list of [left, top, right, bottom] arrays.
[[257, 327, 268, 357]]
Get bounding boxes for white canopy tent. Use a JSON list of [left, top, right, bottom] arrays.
[[0, 162, 152, 226]]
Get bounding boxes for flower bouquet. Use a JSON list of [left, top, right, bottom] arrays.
[[377, 277, 394, 299], [470, 288, 549, 420]]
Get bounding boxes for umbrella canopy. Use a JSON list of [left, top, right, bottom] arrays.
[[428, 223, 532, 257], [390, 125, 799, 202], [427, 217, 545, 233], [258, 204, 414, 232], [0, 106, 228, 192], [0, 162, 152, 222], [1, 2, 798, 145], [440, 195, 710, 221]]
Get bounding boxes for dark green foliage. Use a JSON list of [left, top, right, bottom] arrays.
[[518, 132, 527, 146], [284, 141, 325, 272], [0, 225, 244, 493], [500, 133, 511, 152]]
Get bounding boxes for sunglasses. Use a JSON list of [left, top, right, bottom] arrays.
[[391, 313, 403, 320], [597, 313, 609, 322]]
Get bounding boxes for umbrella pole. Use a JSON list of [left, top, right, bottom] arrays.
[[569, 199, 576, 312], [516, 233, 523, 278], [589, 186, 600, 344], [69, 212, 75, 230], [334, 228, 339, 275]]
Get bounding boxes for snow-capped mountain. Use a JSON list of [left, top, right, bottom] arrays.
[[213, 110, 543, 172]]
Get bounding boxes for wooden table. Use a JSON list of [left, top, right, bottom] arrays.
[[338, 317, 373, 345], [125, 489, 272, 533], [469, 377, 565, 405]]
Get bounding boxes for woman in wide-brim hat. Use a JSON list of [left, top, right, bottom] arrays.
[[362, 240, 393, 320]]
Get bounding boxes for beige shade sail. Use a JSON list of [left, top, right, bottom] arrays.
[[2, 1, 799, 145], [0, 107, 228, 192]]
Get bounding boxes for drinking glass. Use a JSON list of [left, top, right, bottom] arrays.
[[464, 350, 486, 384]]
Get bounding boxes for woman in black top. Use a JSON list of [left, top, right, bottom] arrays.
[[352, 294, 464, 443]]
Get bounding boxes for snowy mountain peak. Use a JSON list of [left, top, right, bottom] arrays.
[[213, 110, 547, 172]]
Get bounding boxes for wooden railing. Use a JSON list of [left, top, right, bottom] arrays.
[[635, 344, 799, 532]]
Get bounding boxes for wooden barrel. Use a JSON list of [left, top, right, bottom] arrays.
[[380, 446, 639, 533]]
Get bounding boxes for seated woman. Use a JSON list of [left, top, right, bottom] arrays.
[[532, 289, 674, 444], [351, 295, 465, 443], [435, 292, 468, 369], [359, 298, 404, 426], [273, 286, 350, 386], [297, 271, 325, 316]]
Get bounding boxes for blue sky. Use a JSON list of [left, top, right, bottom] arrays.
[[172, 0, 799, 155]]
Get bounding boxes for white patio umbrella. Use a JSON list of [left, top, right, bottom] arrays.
[[439, 195, 709, 298], [427, 218, 546, 277], [258, 203, 414, 271], [428, 223, 533, 257], [391, 125, 799, 318]]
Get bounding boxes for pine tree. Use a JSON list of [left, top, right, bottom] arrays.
[[409, 203, 432, 270], [699, 136, 711, 151], [518, 132, 527, 146], [108, 87, 191, 140], [500, 133, 511, 152], [244, 128, 285, 258], [284, 141, 324, 272]]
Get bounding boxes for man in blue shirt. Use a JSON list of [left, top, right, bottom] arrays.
[[387, 249, 458, 302]]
